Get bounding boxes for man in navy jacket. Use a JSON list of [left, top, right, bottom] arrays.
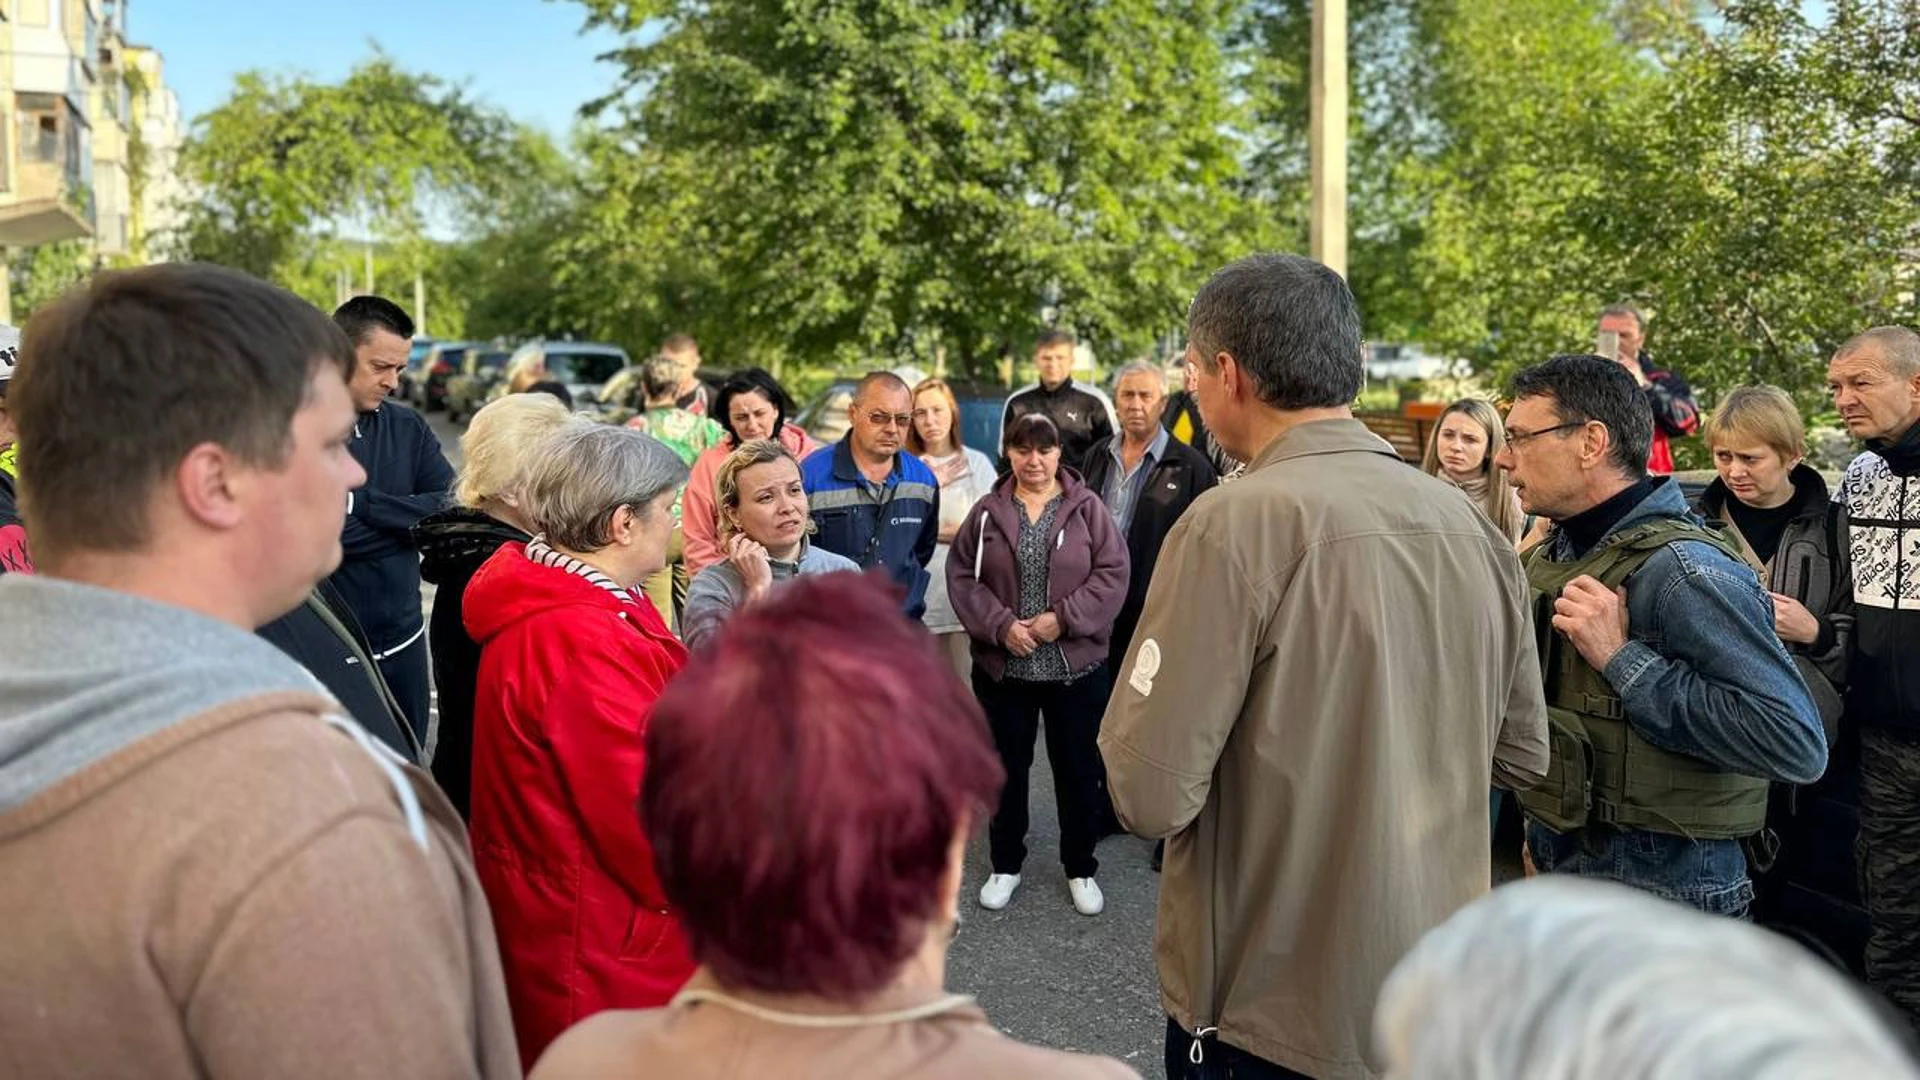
[[801, 372, 939, 617], [328, 296, 453, 745]]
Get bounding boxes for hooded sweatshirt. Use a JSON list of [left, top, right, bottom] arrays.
[[0, 574, 518, 1078], [945, 466, 1130, 681]]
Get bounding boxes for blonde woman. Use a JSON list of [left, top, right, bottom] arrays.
[[681, 439, 858, 650], [910, 377, 999, 679], [1695, 385, 1850, 736], [414, 393, 583, 818], [1422, 398, 1528, 545], [1422, 397, 1530, 834]]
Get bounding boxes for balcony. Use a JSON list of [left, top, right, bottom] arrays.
[[0, 98, 96, 247], [0, 159, 95, 246]]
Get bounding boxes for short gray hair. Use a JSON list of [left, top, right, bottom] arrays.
[[1187, 253, 1363, 410], [1836, 326, 1920, 379], [1375, 878, 1916, 1080], [1112, 359, 1166, 393], [1598, 302, 1647, 334], [521, 423, 689, 553]]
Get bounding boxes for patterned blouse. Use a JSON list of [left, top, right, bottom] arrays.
[[1003, 495, 1071, 683]]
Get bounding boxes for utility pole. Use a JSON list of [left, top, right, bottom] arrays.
[[363, 240, 374, 295], [413, 271, 426, 336], [1309, 0, 1348, 279]]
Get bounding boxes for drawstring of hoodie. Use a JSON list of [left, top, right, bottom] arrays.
[[971, 505, 1071, 579], [322, 712, 430, 852]]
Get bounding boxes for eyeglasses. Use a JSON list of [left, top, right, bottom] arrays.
[[1503, 421, 1586, 449], [866, 411, 914, 429]]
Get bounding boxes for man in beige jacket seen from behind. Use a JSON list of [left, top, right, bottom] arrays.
[[0, 264, 518, 1078], [1100, 253, 1549, 1080]]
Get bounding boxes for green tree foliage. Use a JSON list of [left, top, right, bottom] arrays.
[[1247, 0, 1918, 410], [171, 1, 1920, 410], [172, 55, 520, 307], [8, 241, 93, 322], [569, 0, 1250, 376]]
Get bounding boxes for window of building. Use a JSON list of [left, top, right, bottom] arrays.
[[18, 93, 63, 164]]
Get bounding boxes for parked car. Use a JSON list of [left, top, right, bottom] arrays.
[[444, 346, 515, 423], [400, 336, 437, 403], [797, 378, 1006, 458], [410, 341, 472, 412], [493, 341, 632, 412]]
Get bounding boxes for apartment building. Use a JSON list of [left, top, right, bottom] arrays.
[[0, 0, 97, 257], [125, 39, 180, 262], [0, 0, 182, 319]]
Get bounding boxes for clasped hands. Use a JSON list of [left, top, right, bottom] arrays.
[[1003, 611, 1063, 657]]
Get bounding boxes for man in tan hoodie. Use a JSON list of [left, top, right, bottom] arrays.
[[0, 264, 518, 1078]]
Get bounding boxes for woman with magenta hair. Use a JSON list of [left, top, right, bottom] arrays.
[[529, 574, 1136, 1080]]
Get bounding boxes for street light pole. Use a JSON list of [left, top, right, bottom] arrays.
[[1309, 0, 1348, 279]]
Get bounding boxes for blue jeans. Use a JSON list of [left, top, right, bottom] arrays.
[[1527, 820, 1754, 917]]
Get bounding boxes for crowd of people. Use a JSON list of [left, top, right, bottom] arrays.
[[0, 254, 1916, 1079]]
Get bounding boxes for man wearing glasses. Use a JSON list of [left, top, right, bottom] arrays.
[[1495, 353, 1824, 918], [800, 371, 941, 617]]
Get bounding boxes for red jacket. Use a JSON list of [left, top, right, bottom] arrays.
[[462, 543, 695, 1069]]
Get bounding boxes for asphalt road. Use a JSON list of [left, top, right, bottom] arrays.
[[423, 408, 1173, 1074]]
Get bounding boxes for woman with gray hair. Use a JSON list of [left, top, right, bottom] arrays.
[[1375, 877, 1918, 1080], [462, 423, 698, 1069]]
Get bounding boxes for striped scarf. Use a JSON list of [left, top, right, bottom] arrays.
[[525, 535, 637, 606]]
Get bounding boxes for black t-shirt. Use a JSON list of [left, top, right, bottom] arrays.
[[1724, 480, 1812, 567]]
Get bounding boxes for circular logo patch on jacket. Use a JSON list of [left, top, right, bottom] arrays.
[[1129, 638, 1161, 696]]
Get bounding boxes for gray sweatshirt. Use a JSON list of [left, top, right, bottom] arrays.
[[682, 539, 860, 650]]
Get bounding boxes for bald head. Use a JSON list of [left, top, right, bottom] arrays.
[[853, 371, 912, 406]]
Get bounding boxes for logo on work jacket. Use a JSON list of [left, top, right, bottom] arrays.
[[1129, 638, 1161, 696]]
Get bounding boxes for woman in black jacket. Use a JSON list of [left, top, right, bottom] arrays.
[[1696, 388, 1851, 727], [1695, 385, 1857, 969], [413, 393, 580, 818]]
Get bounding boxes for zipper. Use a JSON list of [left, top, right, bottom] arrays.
[[1896, 476, 1910, 713]]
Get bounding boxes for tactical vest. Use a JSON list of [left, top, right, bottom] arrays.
[[1517, 518, 1771, 840]]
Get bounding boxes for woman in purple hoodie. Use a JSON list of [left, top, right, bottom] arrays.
[[949, 412, 1128, 918]]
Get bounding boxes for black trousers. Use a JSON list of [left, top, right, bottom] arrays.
[[973, 663, 1108, 879], [1860, 729, 1920, 1029], [377, 634, 433, 748], [1165, 1017, 1312, 1080]]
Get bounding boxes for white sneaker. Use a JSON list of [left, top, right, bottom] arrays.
[[978, 873, 1021, 910], [1068, 877, 1104, 916]]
